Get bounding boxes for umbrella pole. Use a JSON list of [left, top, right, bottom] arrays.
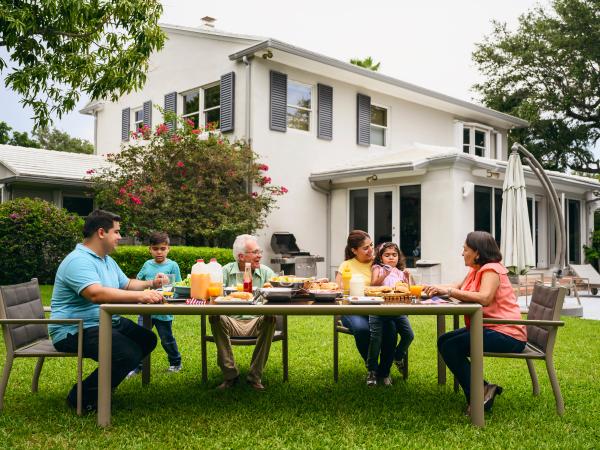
[[512, 143, 566, 281]]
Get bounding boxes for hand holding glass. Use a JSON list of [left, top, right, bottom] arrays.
[[162, 274, 176, 293]]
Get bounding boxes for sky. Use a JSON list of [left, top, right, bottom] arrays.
[[0, 0, 548, 142]]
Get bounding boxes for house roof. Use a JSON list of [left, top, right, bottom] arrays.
[[229, 39, 529, 130], [0, 144, 111, 186]]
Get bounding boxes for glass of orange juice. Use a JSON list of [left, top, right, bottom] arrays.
[[208, 282, 222, 298], [409, 284, 423, 298], [235, 273, 244, 291]]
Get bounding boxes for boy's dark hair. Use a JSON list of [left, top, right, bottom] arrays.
[[83, 210, 121, 238], [373, 242, 406, 270], [344, 230, 371, 260], [149, 231, 170, 246], [465, 231, 503, 266]]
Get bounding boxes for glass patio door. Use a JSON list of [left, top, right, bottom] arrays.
[[369, 187, 398, 246]]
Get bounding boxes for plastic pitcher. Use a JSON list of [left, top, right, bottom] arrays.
[[191, 259, 210, 299], [207, 258, 223, 297]]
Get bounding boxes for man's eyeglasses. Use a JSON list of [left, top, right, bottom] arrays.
[[245, 249, 263, 255]]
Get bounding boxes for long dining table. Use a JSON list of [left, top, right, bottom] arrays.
[[97, 301, 484, 427]]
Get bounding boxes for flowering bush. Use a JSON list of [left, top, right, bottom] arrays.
[[0, 198, 83, 284], [91, 112, 287, 246]]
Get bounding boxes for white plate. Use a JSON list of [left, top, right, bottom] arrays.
[[348, 296, 384, 304], [214, 297, 254, 304]]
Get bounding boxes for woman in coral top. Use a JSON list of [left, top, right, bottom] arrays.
[[423, 231, 527, 415]]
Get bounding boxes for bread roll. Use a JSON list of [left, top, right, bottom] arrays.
[[229, 291, 253, 300]]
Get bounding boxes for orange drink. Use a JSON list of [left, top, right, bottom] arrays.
[[409, 285, 423, 298], [236, 283, 243, 291], [208, 281, 223, 297]]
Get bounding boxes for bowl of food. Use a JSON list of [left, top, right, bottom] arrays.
[[173, 285, 191, 298], [309, 290, 342, 301], [260, 287, 292, 301], [270, 276, 310, 290]]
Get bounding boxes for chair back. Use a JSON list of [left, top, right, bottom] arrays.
[[526, 283, 566, 351], [0, 279, 48, 352]]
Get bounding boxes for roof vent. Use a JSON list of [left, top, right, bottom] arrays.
[[201, 16, 216, 28]]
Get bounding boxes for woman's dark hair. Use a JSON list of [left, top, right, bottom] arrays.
[[83, 209, 121, 238], [149, 231, 170, 246], [465, 231, 502, 266], [344, 230, 371, 260], [373, 242, 406, 270]]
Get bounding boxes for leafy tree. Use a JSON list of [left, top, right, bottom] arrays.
[[0, 120, 10, 143], [91, 114, 288, 247], [0, 0, 165, 129], [9, 129, 39, 148], [33, 127, 94, 154], [472, 0, 600, 173], [350, 56, 381, 71]]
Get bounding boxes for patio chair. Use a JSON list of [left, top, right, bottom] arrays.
[[0, 279, 83, 415], [483, 283, 567, 415], [569, 264, 600, 295], [333, 316, 409, 381], [200, 315, 288, 383]]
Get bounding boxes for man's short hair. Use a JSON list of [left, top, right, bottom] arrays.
[[149, 231, 170, 246], [83, 210, 121, 238], [232, 234, 258, 259]]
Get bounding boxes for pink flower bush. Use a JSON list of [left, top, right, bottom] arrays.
[[258, 176, 272, 186], [155, 123, 169, 136], [176, 161, 185, 168], [86, 169, 96, 175], [257, 164, 269, 171]]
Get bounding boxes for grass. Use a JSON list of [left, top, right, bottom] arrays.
[[1, 286, 599, 449]]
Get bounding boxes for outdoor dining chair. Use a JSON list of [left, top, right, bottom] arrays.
[[200, 315, 288, 383], [0, 279, 83, 415], [333, 316, 409, 381], [483, 283, 567, 415]]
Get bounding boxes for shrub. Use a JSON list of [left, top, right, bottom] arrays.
[[583, 229, 600, 270], [112, 245, 235, 278], [0, 198, 83, 284]]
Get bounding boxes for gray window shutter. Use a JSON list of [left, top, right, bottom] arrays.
[[357, 93, 370, 146], [164, 92, 177, 130], [143, 100, 152, 128], [270, 70, 287, 132], [220, 72, 235, 133], [317, 84, 333, 140], [121, 107, 130, 141]]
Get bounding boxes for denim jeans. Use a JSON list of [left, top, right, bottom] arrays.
[[53, 317, 157, 409], [367, 315, 414, 372], [341, 315, 396, 377], [137, 316, 181, 367], [437, 327, 526, 401]]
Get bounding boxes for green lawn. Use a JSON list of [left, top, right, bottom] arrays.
[[1, 286, 599, 449]]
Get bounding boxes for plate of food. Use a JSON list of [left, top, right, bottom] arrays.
[[309, 289, 342, 301], [270, 276, 311, 289], [214, 291, 256, 304], [348, 296, 385, 304]]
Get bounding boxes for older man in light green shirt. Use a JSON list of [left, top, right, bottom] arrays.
[[210, 234, 276, 391]]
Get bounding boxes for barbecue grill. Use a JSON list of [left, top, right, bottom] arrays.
[[270, 232, 324, 277]]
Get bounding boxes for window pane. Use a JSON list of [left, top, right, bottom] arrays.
[[494, 188, 503, 246], [463, 145, 470, 153], [475, 146, 484, 157], [288, 81, 311, 109], [349, 189, 368, 232], [400, 185, 421, 268], [63, 197, 94, 217], [184, 114, 200, 128], [135, 110, 143, 122], [205, 108, 220, 128], [374, 191, 393, 246], [463, 128, 470, 144], [287, 106, 310, 131], [204, 85, 220, 109], [568, 199, 581, 264], [371, 105, 387, 126], [475, 130, 486, 147], [370, 126, 385, 146], [183, 92, 199, 115], [474, 185, 492, 233]]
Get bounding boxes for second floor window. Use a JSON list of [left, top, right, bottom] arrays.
[[134, 109, 143, 132], [463, 127, 487, 157], [203, 84, 220, 129], [287, 80, 311, 131], [183, 91, 200, 128], [370, 105, 388, 146], [182, 82, 221, 130]]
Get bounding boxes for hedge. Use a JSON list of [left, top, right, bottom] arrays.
[[112, 245, 235, 278]]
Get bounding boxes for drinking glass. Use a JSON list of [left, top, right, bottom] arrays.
[[162, 274, 176, 294], [235, 272, 244, 291]]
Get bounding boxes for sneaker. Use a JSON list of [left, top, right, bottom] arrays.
[[216, 376, 239, 390], [167, 364, 182, 373], [366, 371, 378, 386], [380, 376, 393, 387], [126, 369, 139, 379]]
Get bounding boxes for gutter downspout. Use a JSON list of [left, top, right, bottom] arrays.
[[242, 55, 252, 147], [311, 180, 332, 279]]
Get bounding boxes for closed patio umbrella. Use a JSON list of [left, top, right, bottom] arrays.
[[500, 151, 535, 274]]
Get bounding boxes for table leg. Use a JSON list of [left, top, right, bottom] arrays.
[[98, 308, 112, 427], [453, 314, 460, 393], [469, 308, 484, 427], [436, 315, 446, 385], [141, 314, 151, 385]]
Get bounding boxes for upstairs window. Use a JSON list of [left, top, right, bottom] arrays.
[[182, 82, 221, 130], [203, 84, 220, 129], [463, 126, 488, 157], [182, 91, 200, 128], [133, 109, 143, 132], [287, 80, 312, 131], [370, 105, 388, 146]]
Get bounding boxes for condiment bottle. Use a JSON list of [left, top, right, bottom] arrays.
[[243, 262, 253, 293], [342, 267, 353, 295]]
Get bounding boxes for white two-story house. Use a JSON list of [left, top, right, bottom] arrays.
[[81, 23, 600, 283]]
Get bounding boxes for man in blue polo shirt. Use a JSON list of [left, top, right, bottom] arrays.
[[51, 209, 164, 412]]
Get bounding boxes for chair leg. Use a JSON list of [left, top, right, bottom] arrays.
[[526, 359, 540, 396], [0, 355, 14, 411], [545, 356, 564, 415], [201, 315, 208, 383], [32, 357, 45, 393], [402, 351, 409, 380], [333, 317, 339, 383], [282, 316, 288, 382]]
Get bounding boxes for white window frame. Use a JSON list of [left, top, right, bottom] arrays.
[[286, 79, 312, 133], [370, 103, 389, 147], [180, 81, 221, 130], [462, 122, 492, 158], [202, 81, 220, 130], [181, 88, 200, 127], [133, 108, 143, 132]]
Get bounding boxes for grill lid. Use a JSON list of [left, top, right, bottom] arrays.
[[270, 232, 310, 255]]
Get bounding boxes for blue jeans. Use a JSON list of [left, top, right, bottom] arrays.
[[137, 316, 181, 367], [341, 315, 396, 377], [437, 327, 526, 401], [367, 315, 414, 372]]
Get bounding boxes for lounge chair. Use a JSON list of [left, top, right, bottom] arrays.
[[569, 264, 600, 295]]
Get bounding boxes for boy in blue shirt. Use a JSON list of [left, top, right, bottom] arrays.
[[129, 231, 182, 376]]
